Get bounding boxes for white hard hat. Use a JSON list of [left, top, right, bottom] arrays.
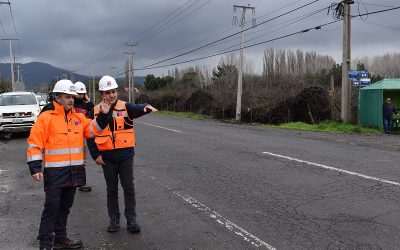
[[53, 79, 78, 96], [74, 81, 87, 94], [99, 75, 118, 91]]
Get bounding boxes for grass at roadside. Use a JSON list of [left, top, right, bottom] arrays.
[[153, 111, 382, 134], [153, 110, 211, 120], [264, 121, 382, 134]]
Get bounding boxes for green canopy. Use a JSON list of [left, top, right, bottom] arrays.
[[358, 79, 400, 129]]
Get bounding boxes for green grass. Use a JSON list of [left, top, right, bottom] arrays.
[[264, 121, 382, 134], [154, 110, 211, 120], [153, 111, 382, 134]]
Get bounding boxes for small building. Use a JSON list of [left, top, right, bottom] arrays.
[[358, 78, 400, 130]]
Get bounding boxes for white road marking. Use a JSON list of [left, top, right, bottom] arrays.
[[147, 174, 276, 249], [263, 151, 400, 187], [135, 121, 183, 134]]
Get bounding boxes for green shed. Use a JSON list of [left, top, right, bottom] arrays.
[[358, 79, 400, 129]]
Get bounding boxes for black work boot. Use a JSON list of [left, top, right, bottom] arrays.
[[107, 218, 120, 233], [127, 218, 141, 233], [78, 185, 92, 192], [53, 238, 83, 249]]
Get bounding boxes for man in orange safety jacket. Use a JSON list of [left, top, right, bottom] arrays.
[[27, 79, 111, 250], [87, 75, 157, 234]]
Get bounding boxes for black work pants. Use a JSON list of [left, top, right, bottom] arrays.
[[102, 156, 137, 221], [38, 186, 76, 248]]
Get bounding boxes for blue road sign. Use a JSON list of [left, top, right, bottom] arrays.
[[352, 79, 360, 86], [360, 70, 369, 78], [348, 70, 360, 79], [352, 78, 371, 86], [360, 78, 371, 86]]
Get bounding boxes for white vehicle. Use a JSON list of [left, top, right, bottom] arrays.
[[0, 91, 42, 133], [35, 94, 47, 111]]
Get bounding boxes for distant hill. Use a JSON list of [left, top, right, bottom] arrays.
[[0, 62, 145, 90]]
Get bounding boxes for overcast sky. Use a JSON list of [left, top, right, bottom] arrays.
[[0, 0, 399, 78]]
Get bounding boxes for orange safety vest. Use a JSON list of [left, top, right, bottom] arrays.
[[93, 100, 135, 151], [27, 101, 104, 168]]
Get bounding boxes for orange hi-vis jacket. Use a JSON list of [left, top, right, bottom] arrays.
[[27, 101, 105, 177], [93, 100, 135, 151]]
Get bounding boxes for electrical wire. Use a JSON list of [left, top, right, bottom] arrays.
[[149, 0, 305, 66], [73, 0, 205, 74], [7, 0, 20, 56], [359, 19, 400, 31], [356, 0, 368, 20], [133, 0, 195, 43], [137, 0, 321, 69], [175, 5, 328, 62], [114, 5, 400, 73], [208, 7, 328, 58], [137, 0, 211, 43]]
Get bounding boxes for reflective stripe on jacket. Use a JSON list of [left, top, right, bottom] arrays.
[[27, 101, 104, 169], [93, 100, 135, 151]]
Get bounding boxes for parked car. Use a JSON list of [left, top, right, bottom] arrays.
[[35, 94, 47, 111], [36, 92, 49, 103], [0, 91, 41, 133]]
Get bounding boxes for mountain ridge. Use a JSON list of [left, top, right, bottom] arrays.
[[0, 62, 145, 90]]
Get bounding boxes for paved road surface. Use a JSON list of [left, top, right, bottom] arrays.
[[1, 114, 400, 249]]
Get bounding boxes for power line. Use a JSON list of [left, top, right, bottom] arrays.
[[133, 0, 196, 43], [137, 0, 321, 69], [152, 0, 305, 66], [209, 6, 328, 57], [359, 19, 400, 31], [137, 0, 208, 43], [173, 5, 328, 62], [73, 0, 203, 74], [121, 22, 337, 72], [7, 0, 20, 56], [126, 5, 400, 72]]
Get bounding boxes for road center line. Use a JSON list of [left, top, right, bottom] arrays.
[[263, 151, 400, 187], [147, 174, 276, 249], [135, 121, 183, 134]]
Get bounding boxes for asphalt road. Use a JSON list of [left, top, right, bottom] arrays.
[[1, 114, 400, 249]]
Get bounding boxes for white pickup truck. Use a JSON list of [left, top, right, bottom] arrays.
[[0, 91, 44, 133]]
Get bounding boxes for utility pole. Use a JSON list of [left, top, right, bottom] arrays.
[[70, 71, 75, 82], [341, 0, 354, 123], [1, 38, 18, 91], [330, 74, 335, 121], [233, 4, 255, 122], [125, 42, 138, 103], [110, 66, 118, 77], [92, 74, 96, 103]]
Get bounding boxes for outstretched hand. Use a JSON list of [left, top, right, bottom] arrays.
[[144, 105, 157, 113], [99, 98, 111, 114]]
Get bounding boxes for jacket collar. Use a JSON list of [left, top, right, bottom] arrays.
[[53, 100, 74, 116]]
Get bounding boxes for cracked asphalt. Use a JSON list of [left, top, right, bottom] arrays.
[[1, 114, 400, 249]]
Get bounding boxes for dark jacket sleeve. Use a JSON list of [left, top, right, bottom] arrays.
[[28, 161, 42, 175], [86, 109, 101, 160], [86, 101, 94, 117], [126, 103, 150, 119]]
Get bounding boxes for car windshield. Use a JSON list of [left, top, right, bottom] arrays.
[[0, 94, 37, 106]]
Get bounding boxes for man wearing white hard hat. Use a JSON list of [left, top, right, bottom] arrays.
[[27, 79, 111, 249], [87, 75, 157, 233], [74, 81, 94, 192]]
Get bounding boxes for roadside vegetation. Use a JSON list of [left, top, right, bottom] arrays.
[[153, 111, 382, 134], [135, 49, 400, 127], [265, 121, 382, 134], [154, 111, 211, 120]]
